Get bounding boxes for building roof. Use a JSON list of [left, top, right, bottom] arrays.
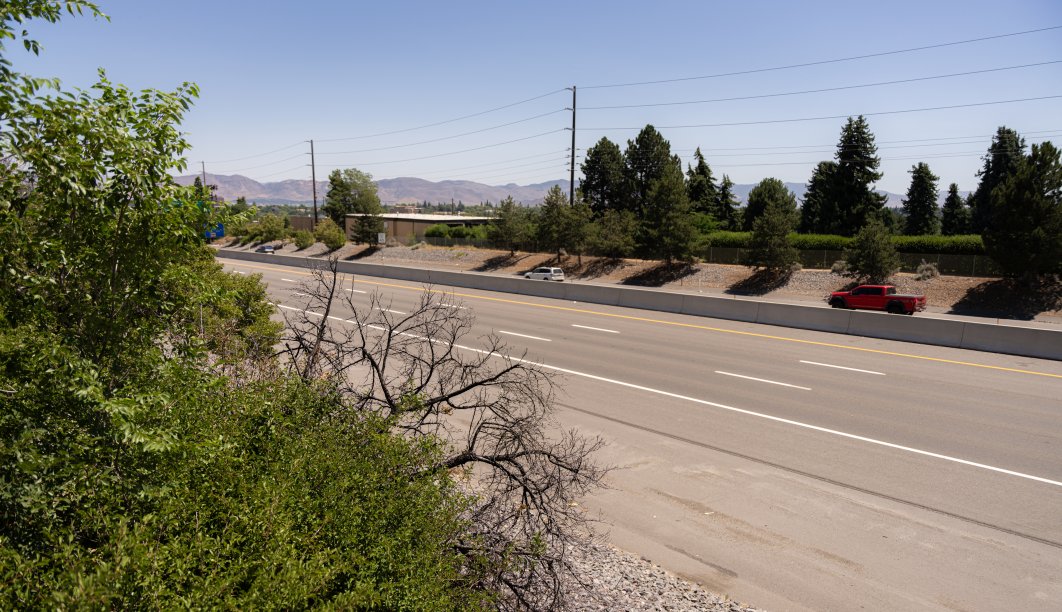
[[346, 213, 493, 222]]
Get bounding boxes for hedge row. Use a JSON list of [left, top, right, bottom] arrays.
[[703, 232, 985, 255]]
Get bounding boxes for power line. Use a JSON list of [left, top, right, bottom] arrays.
[[247, 165, 308, 181], [380, 156, 569, 181], [205, 141, 305, 164], [211, 153, 306, 173], [314, 109, 565, 155], [313, 129, 565, 168], [374, 151, 567, 179], [583, 95, 1062, 131], [316, 89, 567, 142], [582, 25, 1062, 89], [582, 61, 1062, 110]]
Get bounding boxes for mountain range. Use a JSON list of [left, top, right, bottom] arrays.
[[174, 174, 950, 208]]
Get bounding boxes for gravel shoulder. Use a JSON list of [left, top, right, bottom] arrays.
[[217, 239, 1062, 320]]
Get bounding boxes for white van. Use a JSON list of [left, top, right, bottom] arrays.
[[524, 267, 565, 281]]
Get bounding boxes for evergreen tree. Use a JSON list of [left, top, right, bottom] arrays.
[[580, 137, 627, 215], [799, 161, 838, 234], [623, 125, 674, 216], [743, 178, 796, 231], [232, 196, 250, 214], [193, 176, 205, 200], [686, 148, 718, 217], [323, 168, 383, 246], [563, 197, 594, 266], [843, 218, 902, 282], [643, 160, 699, 265], [830, 116, 888, 236], [969, 126, 1026, 234], [487, 196, 529, 256], [901, 162, 941, 236], [590, 209, 638, 259], [983, 141, 1062, 282], [714, 175, 741, 230], [745, 198, 800, 282], [940, 183, 971, 236], [538, 185, 570, 261]]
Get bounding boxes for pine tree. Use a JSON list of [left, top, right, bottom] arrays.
[[580, 137, 627, 215], [324, 168, 384, 246], [983, 141, 1062, 282], [623, 125, 674, 216], [643, 160, 699, 265], [715, 175, 741, 230], [830, 116, 888, 236], [488, 196, 529, 256], [745, 195, 799, 282], [685, 148, 718, 217], [743, 178, 796, 231], [940, 183, 971, 236], [538, 185, 570, 261], [969, 126, 1026, 235], [799, 161, 838, 234], [901, 162, 941, 236], [563, 197, 594, 266], [590, 209, 638, 259], [843, 218, 902, 283]]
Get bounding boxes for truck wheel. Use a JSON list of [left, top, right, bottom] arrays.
[[887, 303, 903, 314], [830, 299, 846, 309]]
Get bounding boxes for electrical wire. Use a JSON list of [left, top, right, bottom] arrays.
[[582, 61, 1062, 110], [247, 165, 308, 181], [381, 156, 570, 181], [211, 153, 306, 173], [313, 129, 565, 168], [315, 89, 568, 142], [582, 25, 1062, 89], [583, 95, 1062, 131], [314, 109, 565, 155], [205, 141, 305, 164]]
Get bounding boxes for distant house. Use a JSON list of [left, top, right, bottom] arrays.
[[345, 212, 492, 242]]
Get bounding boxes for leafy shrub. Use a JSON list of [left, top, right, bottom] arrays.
[[892, 234, 985, 255], [293, 230, 314, 249], [406, 231, 418, 246], [704, 231, 984, 255], [790, 233, 852, 251], [259, 213, 287, 242], [703, 231, 751, 248], [448, 226, 470, 239], [424, 224, 450, 238], [314, 219, 346, 250], [843, 219, 902, 282], [790, 262, 803, 271], [915, 259, 940, 281], [831, 260, 849, 274]]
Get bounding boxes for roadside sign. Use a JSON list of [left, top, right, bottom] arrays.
[[378, 233, 386, 244], [205, 222, 224, 238]]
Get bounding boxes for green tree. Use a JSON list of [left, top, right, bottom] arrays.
[[590, 209, 638, 259], [623, 125, 674, 216], [643, 160, 699, 265], [686, 147, 718, 217], [799, 161, 838, 234], [538, 184, 569, 261], [743, 178, 796, 231], [714, 174, 742, 230], [969, 126, 1026, 235], [829, 116, 888, 236], [940, 183, 971, 236], [232, 195, 250, 214], [259, 212, 286, 242], [745, 198, 800, 282], [901, 162, 941, 236], [313, 218, 347, 250], [983, 141, 1062, 282], [487, 195, 528, 255], [843, 218, 902, 282], [580, 137, 627, 215], [323, 168, 383, 245], [563, 197, 594, 266]]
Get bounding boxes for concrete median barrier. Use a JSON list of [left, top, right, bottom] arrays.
[[959, 322, 1062, 360], [679, 294, 759, 323], [459, 273, 525, 295], [618, 286, 684, 313], [563, 282, 622, 306], [755, 301, 852, 334], [518, 279, 570, 299], [847, 310, 966, 348]]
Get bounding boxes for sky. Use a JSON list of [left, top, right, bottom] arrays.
[[13, 0, 1062, 194]]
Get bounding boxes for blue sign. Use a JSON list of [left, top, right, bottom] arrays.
[[205, 222, 225, 238]]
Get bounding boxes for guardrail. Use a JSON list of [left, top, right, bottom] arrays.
[[216, 249, 1061, 361]]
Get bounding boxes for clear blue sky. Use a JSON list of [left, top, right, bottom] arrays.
[[15, 0, 1062, 193]]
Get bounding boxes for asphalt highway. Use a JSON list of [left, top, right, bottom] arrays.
[[219, 257, 1062, 612]]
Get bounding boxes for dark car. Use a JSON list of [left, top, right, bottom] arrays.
[[254, 245, 275, 254]]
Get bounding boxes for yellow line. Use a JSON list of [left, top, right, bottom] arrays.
[[223, 260, 1062, 379]]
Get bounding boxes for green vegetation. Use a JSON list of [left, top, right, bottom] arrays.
[[486, 195, 529, 255], [313, 218, 347, 250], [324, 168, 383, 246], [901, 162, 941, 236], [745, 194, 800, 281], [293, 229, 315, 249], [940, 183, 971, 236], [842, 218, 903, 282]]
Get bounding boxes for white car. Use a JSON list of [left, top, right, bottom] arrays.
[[524, 267, 565, 281]]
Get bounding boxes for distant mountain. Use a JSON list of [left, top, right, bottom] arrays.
[[173, 173, 574, 206], [174, 174, 965, 208]]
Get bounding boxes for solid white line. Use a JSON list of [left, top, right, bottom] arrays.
[[375, 308, 405, 314], [572, 324, 620, 333], [436, 303, 466, 309], [499, 330, 551, 341], [293, 292, 309, 297], [800, 360, 886, 375], [275, 302, 1062, 488], [281, 278, 296, 282], [349, 288, 367, 293], [716, 371, 811, 390]]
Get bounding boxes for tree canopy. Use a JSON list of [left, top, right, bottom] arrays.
[[901, 162, 941, 236], [969, 126, 1026, 235]]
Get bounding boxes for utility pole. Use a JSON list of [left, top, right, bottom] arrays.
[[200, 161, 207, 201], [309, 140, 318, 231], [451, 198, 455, 215], [566, 86, 576, 206]]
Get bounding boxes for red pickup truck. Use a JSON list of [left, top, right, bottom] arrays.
[[827, 285, 927, 315]]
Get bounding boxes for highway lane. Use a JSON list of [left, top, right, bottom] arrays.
[[222, 257, 1062, 612]]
